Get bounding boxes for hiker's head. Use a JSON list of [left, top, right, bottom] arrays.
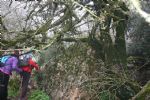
[[2, 47, 8, 55], [13, 50, 20, 58]]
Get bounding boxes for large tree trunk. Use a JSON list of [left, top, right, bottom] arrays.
[[126, 0, 150, 85]]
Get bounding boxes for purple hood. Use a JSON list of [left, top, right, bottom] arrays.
[[0, 56, 22, 75]]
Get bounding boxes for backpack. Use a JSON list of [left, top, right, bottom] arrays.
[[19, 57, 30, 67], [0, 55, 11, 67]]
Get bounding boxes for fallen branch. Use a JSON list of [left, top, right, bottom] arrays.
[[132, 81, 150, 100]]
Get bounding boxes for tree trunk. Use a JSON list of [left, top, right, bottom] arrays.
[[126, 0, 150, 85]]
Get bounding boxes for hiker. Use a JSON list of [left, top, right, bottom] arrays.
[[0, 50, 22, 100], [20, 56, 39, 100]]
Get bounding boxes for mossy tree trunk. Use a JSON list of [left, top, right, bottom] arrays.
[[126, 0, 150, 85]]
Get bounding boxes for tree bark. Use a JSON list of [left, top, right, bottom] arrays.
[[126, 0, 150, 85]]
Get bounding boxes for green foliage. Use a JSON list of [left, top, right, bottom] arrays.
[[34, 70, 45, 88], [115, 84, 138, 100], [99, 91, 116, 100], [8, 77, 20, 98], [28, 90, 50, 100]]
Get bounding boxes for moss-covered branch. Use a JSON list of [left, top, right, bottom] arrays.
[[60, 37, 88, 42], [132, 81, 150, 100]]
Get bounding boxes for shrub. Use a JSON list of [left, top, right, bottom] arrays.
[[28, 89, 50, 100], [99, 90, 116, 100], [8, 77, 20, 98]]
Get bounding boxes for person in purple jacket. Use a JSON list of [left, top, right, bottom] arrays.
[[0, 50, 22, 100]]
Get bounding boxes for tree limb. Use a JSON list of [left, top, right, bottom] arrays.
[[132, 81, 150, 100]]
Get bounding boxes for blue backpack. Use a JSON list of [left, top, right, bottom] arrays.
[[0, 55, 11, 67]]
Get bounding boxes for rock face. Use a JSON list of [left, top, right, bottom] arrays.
[[126, 0, 150, 85]]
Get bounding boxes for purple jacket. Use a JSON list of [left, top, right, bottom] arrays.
[[0, 56, 22, 75]]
